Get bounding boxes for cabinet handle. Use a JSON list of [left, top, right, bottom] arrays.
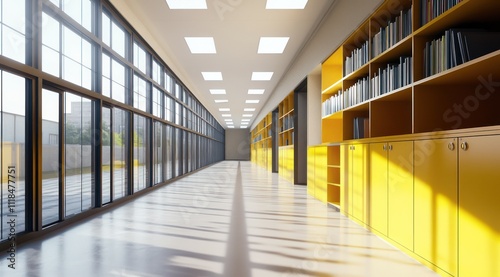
[[461, 141, 469, 151], [448, 142, 455, 151], [352, 145, 355, 150], [388, 144, 393, 151], [383, 144, 387, 151]]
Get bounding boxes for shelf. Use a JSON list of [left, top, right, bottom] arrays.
[[344, 62, 370, 82], [370, 35, 413, 65], [321, 78, 343, 96], [414, 49, 500, 86]]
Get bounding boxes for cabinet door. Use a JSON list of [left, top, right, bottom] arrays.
[[459, 135, 500, 277], [388, 141, 413, 250], [369, 142, 388, 235], [340, 144, 351, 215], [307, 147, 315, 197], [414, 138, 457, 276], [315, 146, 328, 203], [352, 144, 368, 223]]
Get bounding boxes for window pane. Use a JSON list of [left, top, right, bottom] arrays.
[[2, 0, 25, 34], [152, 87, 162, 118], [62, 0, 92, 32], [42, 89, 60, 226], [102, 107, 111, 204], [42, 46, 60, 77], [42, 13, 60, 52], [102, 12, 111, 46], [133, 42, 147, 74], [1, 26, 25, 64], [62, 26, 93, 90], [65, 92, 94, 217], [112, 21, 126, 58], [133, 75, 147, 112], [153, 122, 162, 185], [152, 59, 162, 85], [1, 71, 26, 240], [164, 125, 172, 180], [113, 108, 129, 200], [133, 114, 148, 192]]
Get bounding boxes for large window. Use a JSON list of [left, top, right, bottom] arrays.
[[64, 92, 94, 217], [102, 53, 127, 104], [153, 121, 162, 185], [0, 0, 25, 63], [42, 89, 60, 226], [42, 13, 94, 90], [133, 114, 148, 192], [0, 71, 26, 239], [112, 108, 129, 200]]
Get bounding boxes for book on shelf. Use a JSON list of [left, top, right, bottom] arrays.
[[353, 117, 369, 139], [424, 29, 500, 77], [345, 41, 369, 75], [421, 0, 463, 27], [371, 56, 412, 97], [372, 5, 412, 57]]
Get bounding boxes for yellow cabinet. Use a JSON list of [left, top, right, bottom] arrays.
[[342, 143, 369, 222], [458, 135, 500, 277], [387, 141, 413, 251], [369, 142, 388, 235], [414, 138, 457, 276], [307, 147, 316, 197]]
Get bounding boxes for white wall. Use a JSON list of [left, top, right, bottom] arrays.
[[225, 129, 250, 160]]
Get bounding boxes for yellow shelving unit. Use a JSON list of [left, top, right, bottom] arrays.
[[250, 112, 272, 171], [278, 92, 295, 183], [310, 0, 500, 276]]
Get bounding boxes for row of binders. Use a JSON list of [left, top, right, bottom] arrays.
[[372, 6, 412, 57], [372, 56, 412, 97], [424, 29, 500, 77], [322, 56, 412, 118], [421, 0, 463, 26], [345, 41, 370, 75], [281, 114, 294, 132]]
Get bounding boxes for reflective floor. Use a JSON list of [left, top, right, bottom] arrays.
[[0, 161, 440, 277]]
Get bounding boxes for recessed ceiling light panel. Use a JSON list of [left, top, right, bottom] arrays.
[[202, 72, 223, 81], [219, 108, 230, 111], [166, 0, 208, 9], [266, 0, 308, 9], [258, 37, 289, 54], [185, 37, 216, 54], [210, 89, 226, 95], [251, 72, 274, 81], [245, 100, 260, 104], [221, 114, 232, 117], [244, 108, 256, 112], [242, 114, 253, 117], [248, 89, 265, 95], [214, 100, 228, 103]]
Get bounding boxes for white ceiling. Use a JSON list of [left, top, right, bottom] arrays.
[[110, 0, 335, 129]]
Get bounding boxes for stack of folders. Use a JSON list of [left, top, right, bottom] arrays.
[[424, 29, 500, 77]]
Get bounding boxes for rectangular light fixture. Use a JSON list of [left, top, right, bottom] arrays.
[[266, 0, 308, 9], [228, 126, 235, 128], [166, 0, 207, 9], [241, 119, 251, 122], [202, 72, 223, 81], [185, 37, 216, 54], [241, 122, 249, 125], [224, 120, 233, 122], [214, 99, 228, 103], [221, 114, 232, 117], [245, 100, 260, 104], [258, 37, 289, 54], [244, 108, 256, 112], [240, 126, 248, 129], [251, 72, 274, 81], [242, 114, 253, 117], [248, 89, 265, 95], [219, 108, 230, 111], [210, 89, 226, 95]]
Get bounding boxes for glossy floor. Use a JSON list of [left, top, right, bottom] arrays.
[[0, 161, 440, 277]]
